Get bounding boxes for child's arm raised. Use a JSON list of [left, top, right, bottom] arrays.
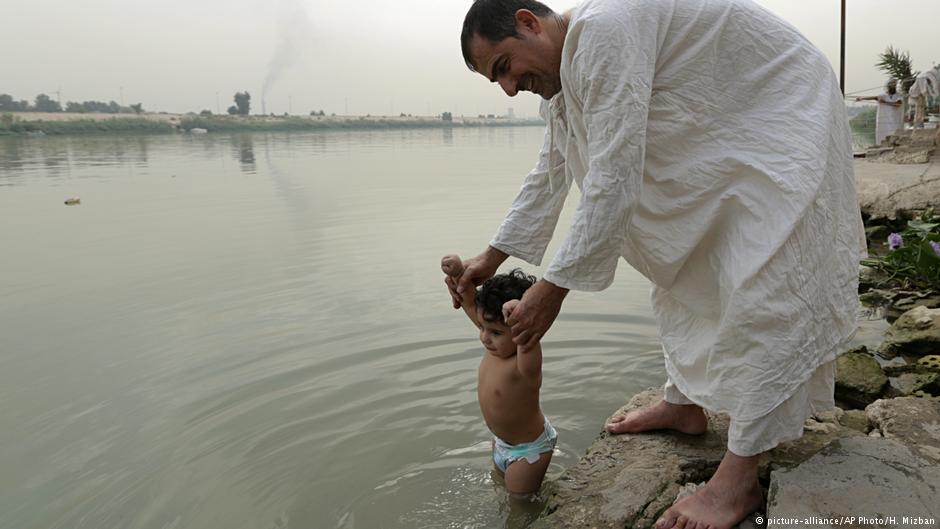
[[442, 255, 482, 327], [502, 299, 542, 378]]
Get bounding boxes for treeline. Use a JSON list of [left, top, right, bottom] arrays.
[[0, 93, 143, 114]]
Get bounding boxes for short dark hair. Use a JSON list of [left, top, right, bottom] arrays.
[[475, 268, 537, 322], [460, 0, 555, 72]]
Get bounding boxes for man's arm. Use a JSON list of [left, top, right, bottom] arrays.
[[489, 100, 571, 266], [506, 4, 662, 346], [503, 299, 542, 378]]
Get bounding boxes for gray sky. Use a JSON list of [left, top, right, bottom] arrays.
[[3, 0, 936, 117]]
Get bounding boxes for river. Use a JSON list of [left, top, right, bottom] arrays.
[[0, 128, 669, 529]]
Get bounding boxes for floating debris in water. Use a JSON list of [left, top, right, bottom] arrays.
[[64, 197, 81, 205]]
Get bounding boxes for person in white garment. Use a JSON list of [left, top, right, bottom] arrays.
[[856, 78, 904, 144], [907, 71, 937, 129], [446, 1, 863, 528]]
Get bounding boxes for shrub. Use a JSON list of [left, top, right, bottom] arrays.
[[862, 209, 940, 290]]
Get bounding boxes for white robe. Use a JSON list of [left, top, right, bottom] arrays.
[[875, 91, 903, 144], [490, 0, 862, 422]]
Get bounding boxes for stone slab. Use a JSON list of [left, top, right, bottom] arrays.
[[767, 437, 940, 528]]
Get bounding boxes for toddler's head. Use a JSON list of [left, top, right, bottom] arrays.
[[475, 269, 537, 323]]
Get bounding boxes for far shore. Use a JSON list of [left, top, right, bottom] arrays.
[[0, 111, 545, 136]]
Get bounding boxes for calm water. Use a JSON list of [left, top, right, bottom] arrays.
[[0, 128, 670, 529]]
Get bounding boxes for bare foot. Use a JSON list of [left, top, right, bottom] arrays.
[[656, 451, 764, 529], [605, 399, 708, 435]]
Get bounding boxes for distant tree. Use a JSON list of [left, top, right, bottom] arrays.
[[107, 101, 121, 113], [200, 109, 213, 117], [34, 93, 62, 112], [130, 103, 143, 114], [441, 111, 453, 122], [876, 46, 919, 93], [227, 105, 238, 115], [65, 101, 84, 113], [0, 94, 27, 111], [0, 94, 14, 111], [233, 91, 250, 115]]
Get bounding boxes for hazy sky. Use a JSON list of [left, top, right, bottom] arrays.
[[3, 0, 937, 117]]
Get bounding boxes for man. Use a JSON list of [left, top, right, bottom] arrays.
[[907, 70, 937, 129], [856, 79, 903, 144], [447, 0, 864, 528]]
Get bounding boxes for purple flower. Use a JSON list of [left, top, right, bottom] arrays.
[[930, 241, 940, 258], [888, 233, 903, 250]]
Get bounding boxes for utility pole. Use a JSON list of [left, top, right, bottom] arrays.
[[840, 0, 846, 95], [215, 92, 220, 114]]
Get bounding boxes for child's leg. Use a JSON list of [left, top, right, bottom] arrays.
[[503, 451, 552, 496]]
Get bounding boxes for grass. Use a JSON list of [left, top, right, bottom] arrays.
[[0, 114, 544, 137], [0, 117, 174, 136], [177, 115, 541, 133]]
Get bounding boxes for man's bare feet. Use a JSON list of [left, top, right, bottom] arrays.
[[655, 451, 764, 529], [605, 399, 708, 435]]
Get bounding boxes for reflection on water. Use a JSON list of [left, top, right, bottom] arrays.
[[233, 134, 256, 170], [3, 126, 881, 529]]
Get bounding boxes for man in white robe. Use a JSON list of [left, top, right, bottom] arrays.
[[448, 1, 862, 527], [856, 78, 904, 144], [908, 72, 936, 129]]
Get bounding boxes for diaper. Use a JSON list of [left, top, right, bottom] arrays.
[[492, 417, 558, 473]]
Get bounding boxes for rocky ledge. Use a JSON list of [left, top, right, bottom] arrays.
[[532, 305, 940, 529]]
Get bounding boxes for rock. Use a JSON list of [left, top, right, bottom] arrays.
[[766, 410, 865, 474], [531, 389, 733, 529], [866, 396, 940, 462], [893, 371, 940, 396], [838, 409, 870, 433], [884, 293, 940, 323], [855, 154, 940, 220], [879, 305, 940, 357], [63, 197, 80, 205], [835, 351, 888, 408], [858, 288, 890, 307], [533, 391, 868, 529], [766, 437, 940, 527], [918, 354, 940, 371], [864, 225, 889, 244]]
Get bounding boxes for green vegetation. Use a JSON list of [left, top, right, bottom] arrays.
[[228, 91, 251, 115], [1, 92, 143, 114], [876, 46, 918, 92], [177, 115, 540, 133], [862, 210, 940, 290], [0, 117, 173, 136], [850, 107, 876, 130]]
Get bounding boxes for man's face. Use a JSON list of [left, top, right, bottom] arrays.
[[468, 16, 562, 100]]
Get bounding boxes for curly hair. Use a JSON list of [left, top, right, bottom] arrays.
[[475, 268, 537, 322]]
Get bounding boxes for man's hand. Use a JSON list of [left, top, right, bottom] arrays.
[[506, 279, 568, 347], [444, 247, 508, 309]]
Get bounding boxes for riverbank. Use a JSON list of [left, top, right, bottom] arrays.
[[0, 111, 544, 136]]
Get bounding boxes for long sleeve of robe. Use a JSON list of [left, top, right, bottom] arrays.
[[491, 0, 863, 422]]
